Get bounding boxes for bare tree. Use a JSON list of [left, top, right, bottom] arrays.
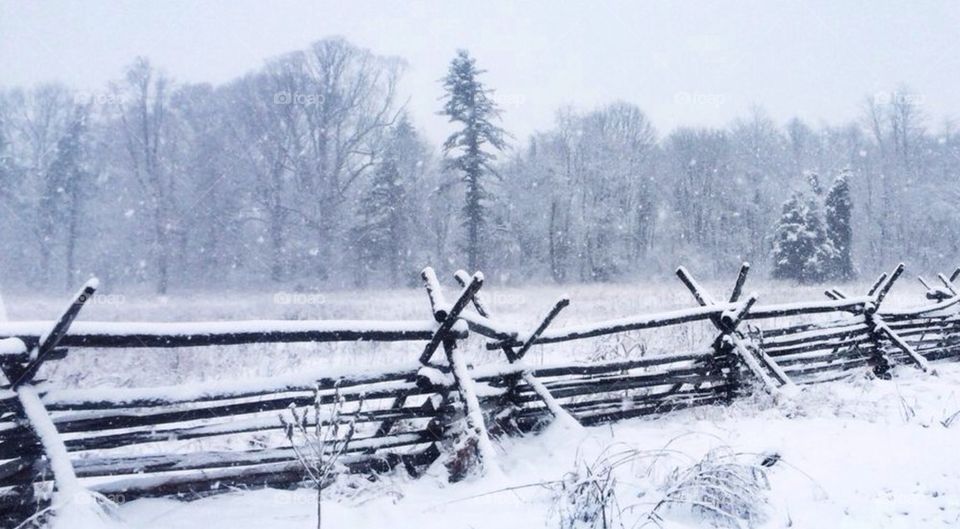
[[225, 38, 404, 281], [114, 58, 178, 294]]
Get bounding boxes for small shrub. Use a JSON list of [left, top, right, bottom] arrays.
[[281, 383, 360, 529], [640, 447, 770, 528], [551, 448, 633, 529]]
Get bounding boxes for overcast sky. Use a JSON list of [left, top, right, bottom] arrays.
[[2, 0, 958, 144]]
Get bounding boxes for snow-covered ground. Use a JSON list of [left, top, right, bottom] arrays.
[[108, 363, 960, 529], [5, 278, 956, 528]]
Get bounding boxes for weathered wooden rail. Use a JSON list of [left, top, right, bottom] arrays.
[[1, 263, 959, 525]]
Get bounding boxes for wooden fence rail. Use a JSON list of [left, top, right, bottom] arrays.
[[1, 262, 959, 526]]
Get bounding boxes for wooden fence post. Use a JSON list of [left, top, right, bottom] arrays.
[[0, 279, 97, 525], [863, 264, 933, 374], [0, 338, 44, 527], [418, 268, 498, 479], [454, 270, 578, 429], [676, 264, 794, 396]]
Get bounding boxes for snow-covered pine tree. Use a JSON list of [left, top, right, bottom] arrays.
[[439, 50, 507, 272], [825, 170, 854, 280], [772, 193, 807, 280], [800, 195, 837, 283]]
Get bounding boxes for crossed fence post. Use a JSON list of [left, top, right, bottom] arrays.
[[675, 263, 795, 397], [827, 264, 933, 376], [398, 268, 499, 478], [915, 266, 960, 302], [0, 279, 98, 524], [453, 270, 579, 429]]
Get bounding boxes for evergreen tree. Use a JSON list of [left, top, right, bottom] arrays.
[[800, 195, 837, 282], [772, 192, 837, 283], [354, 116, 424, 285], [772, 193, 807, 280], [825, 170, 854, 280], [439, 50, 507, 271]]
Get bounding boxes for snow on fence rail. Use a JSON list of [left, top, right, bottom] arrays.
[[1, 263, 959, 525]]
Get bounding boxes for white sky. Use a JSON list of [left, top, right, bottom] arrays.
[[1, 0, 958, 144]]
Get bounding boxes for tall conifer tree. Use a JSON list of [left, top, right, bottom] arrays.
[[439, 50, 507, 271]]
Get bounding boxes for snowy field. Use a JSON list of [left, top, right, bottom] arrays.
[[5, 277, 957, 528], [2, 276, 930, 389]]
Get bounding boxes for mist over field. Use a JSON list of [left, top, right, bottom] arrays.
[[1, 2, 958, 295]]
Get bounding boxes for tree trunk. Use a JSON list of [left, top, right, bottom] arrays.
[[65, 187, 79, 289]]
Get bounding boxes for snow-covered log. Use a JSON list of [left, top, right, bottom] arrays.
[[41, 363, 422, 410], [442, 340, 499, 475], [873, 320, 934, 373], [0, 319, 459, 349], [81, 446, 440, 502], [728, 262, 751, 303], [486, 304, 733, 349], [873, 263, 905, 308], [419, 271, 482, 364], [509, 296, 570, 361]]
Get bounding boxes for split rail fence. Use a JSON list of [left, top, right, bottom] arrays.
[[1, 262, 959, 525]]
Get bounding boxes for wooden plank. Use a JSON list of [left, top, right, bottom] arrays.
[[874, 263, 905, 307], [675, 266, 793, 392], [511, 297, 570, 361], [42, 366, 419, 410], [2, 279, 98, 388], [453, 272, 577, 425], [764, 334, 875, 357], [419, 271, 482, 365], [676, 266, 717, 307], [486, 304, 729, 348], [572, 393, 729, 426], [442, 339, 498, 470], [64, 431, 434, 478], [874, 320, 933, 373], [745, 298, 870, 320], [729, 263, 751, 303], [938, 274, 958, 296], [31, 408, 444, 456], [513, 372, 728, 402], [513, 386, 728, 419], [82, 449, 424, 501], [867, 273, 889, 296], [0, 321, 452, 349], [726, 335, 782, 390], [44, 381, 422, 435]]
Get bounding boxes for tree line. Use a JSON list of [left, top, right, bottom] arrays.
[[0, 37, 957, 293]]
